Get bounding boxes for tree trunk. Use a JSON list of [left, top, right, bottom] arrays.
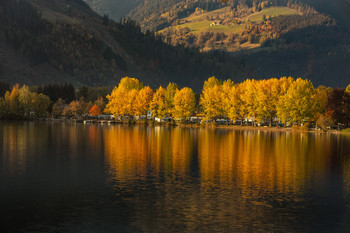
[[270, 115, 272, 127]]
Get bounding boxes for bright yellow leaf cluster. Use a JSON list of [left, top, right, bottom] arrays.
[[105, 77, 153, 116]]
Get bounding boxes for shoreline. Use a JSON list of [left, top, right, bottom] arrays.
[[2, 118, 349, 135]]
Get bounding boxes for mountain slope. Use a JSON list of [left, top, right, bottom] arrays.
[[0, 0, 247, 90], [302, 0, 350, 23], [83, 0, 141, 21], [124, 0, 350, 87]]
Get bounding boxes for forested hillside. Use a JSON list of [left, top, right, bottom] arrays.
[[0, 0, 248, 90], [1, 0, 349, 89], [83, 0, 141, 21], [125, 0, 350, 87]]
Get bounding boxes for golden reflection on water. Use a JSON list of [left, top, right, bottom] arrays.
[[198, 130, 345, 198], [2, 122, 349, 200], [104, 126, 350, 197], [104, 126, 195, 181], [2, 122, 350, 232]]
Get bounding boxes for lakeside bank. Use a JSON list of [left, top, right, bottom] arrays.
[[16, 117, 350, 135]]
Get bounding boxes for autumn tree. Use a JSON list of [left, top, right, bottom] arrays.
[[221, 79, 238, 122], [165, 82, 179, 116], [256, 78, 280, 126], [200, 77, 223, 120], [275, 77, 295, 124], [277, 78, 316, 125], [173, 87, 196, 120], [317, 111, 335, 131], [150, 86, 167, 118], [343, 84, 350, 125], [89, 105, 102, 116], [52, 98, 66, 117], [313, 86, 332, 116], [94, 96, 105, 112], [312, 85, 333, 128], [105, 77, 143, 116], [240, 79, 259, 124], [32, 93, 50, 117], [19, 85, 33, 115], [63, 100, 83, 116], [135, 86, 154, 116], [0, 84, 50, 118], [7, 84, 21, 115]]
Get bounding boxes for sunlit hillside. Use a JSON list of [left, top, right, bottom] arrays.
[[160, 6, 301, 51], [165, 6, 300, 33]]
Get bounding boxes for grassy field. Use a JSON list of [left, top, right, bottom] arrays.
[[161, 6, 300, 34], [246, 7, 300, 23]]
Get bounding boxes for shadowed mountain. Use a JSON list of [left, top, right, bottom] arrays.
[[243, 23, 350, 87], [83, 0, 141, 21], [0, 0, 248, 90]]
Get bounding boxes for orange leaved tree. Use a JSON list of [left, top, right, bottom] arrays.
[[89, 105, 102, 116]]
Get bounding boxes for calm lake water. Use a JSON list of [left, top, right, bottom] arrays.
[[1, 121, 350, 232]]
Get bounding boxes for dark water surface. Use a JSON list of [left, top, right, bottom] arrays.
[[1, 121, 350, 232]]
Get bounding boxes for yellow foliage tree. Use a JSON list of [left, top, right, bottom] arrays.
[[105, 77, 143, 116], [200, 76, 223, 120], [279, 77, 295, 94], [313, 86, 332, 116], [256, 78, 280, 126], [63, 100, 84, 116], [346, 84, 350, 94], [165, 82, 179, 115], [135, 86, 154, 116], [32, 93, 50, 117], [240, 79, 259, 123], [173, 87, 196, 120], [342, 84, 350, 124], [150, 86, 167, 118], [7, 84, 20, 114], [19, 85, 33, 114], [275, 77, 295, 124], [277, 78, 316, 125], [221, 79, 238, 121]]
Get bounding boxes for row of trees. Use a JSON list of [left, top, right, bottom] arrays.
[[105, 76, 350, 128], [105, 77, 196, 120], [50, 96, 105, 118], [0, 84, 51, 119], [200, 76, 332, 126], [0, 77, 349, 128], [0, 82, 107, 119]]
